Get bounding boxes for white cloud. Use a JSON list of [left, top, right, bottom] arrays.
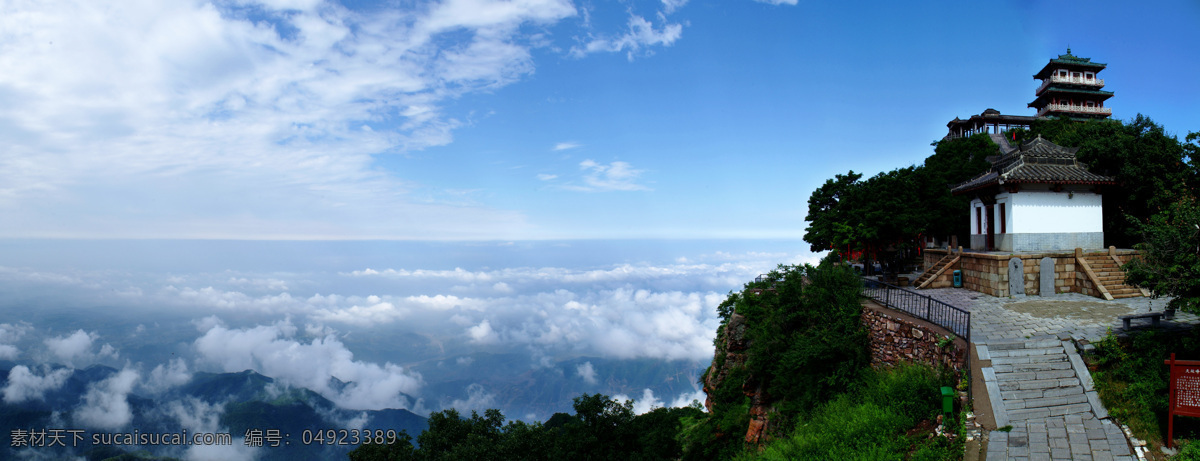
[[143, 358, 193, 394], [467, 320, 499, 344], [614, 388, 703, 415], [74, 368, 140, 430], [754, 0, 798, 5], [553, 142, 581, 151], [2, 365, 73, 404], [164, 397, 262, 461], [450, 383, 496, 413], [0, 0, 589, 239], [536, 173, 558, 181], [192, 319, 424, 410], [561, 159, 650, 192], [662, 0, 690, 14], [669, 388, 707, 409], [572, 14, 683, 60], [576, 361, 597, 384], [612, 389, 661, 415], [44, 330, 117, 367], [0, 345, 16, 360], [0, 322, 30, 360]]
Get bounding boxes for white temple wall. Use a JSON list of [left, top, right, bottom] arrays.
[[1009, 189, 1102, 234]]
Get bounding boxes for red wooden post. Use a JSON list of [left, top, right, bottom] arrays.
[[1170, 353, 1177, 449]]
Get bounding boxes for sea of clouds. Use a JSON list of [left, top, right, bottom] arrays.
[[0, 240, 822, 425]]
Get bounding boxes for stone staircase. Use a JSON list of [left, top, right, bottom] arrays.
[[914, 253, 959, 289], [984, 339, 1095, 424], [1080, 254, 1143, 299], [988, 132, 1017, 154], [981, 338, 1135, 459]]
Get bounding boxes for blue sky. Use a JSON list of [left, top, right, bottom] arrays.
[[1, 0, 1197, 240]]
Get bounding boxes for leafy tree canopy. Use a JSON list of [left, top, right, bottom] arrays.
[[1123, 196, 1200, 313], [803, 133, 996, 267], [1030, 115, 1193, 247]]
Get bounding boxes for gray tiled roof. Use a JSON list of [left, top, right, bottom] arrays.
[[951, 137, 1116, 194]]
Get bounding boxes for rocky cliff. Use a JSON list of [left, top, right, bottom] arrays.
[[702, 311, 776, 445]]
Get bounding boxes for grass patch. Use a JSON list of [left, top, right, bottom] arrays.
[[1091, 327, 1200, 454], [740, 363, 963, 461]]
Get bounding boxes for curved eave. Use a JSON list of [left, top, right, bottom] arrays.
[[951, 178, 1117, 196], [1033, 62, 1107, 79]]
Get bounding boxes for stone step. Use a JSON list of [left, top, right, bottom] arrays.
[[998, 377, 1081, 391], [989, 347, 1066, 358], [992, 361, 1074, 373], [991, 354, 1070, 365], [988, 339, 1062, 350], [993, 369, 1077, 381], [1112, 292, 1144, 299]]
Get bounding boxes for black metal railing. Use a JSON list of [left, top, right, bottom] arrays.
[[862, 278, 971, 341], [862, 277, 973, 400]]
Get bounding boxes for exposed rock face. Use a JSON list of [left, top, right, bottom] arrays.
[[702, 311, 776, 445], [742, 383, 774, 445], [703, 312, 745, 412], [703, 302, 968, 448]]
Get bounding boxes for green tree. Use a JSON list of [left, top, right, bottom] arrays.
[[416, 408, 507, 461], [1033, 115, 1193, 247], [687, 260, 868, 458], [920, 134, 997, 241], [804, 171, 863, 255], [804, 134, 996, 272], [347, 431, 416, 461], [1123, 196, 1200, 314]]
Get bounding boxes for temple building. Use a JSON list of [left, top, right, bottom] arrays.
[[1028, 48, 1113, 119], [912, 51, 1142, 300], [950, 136, 1115, 252], [944, 49, 1113, 140]]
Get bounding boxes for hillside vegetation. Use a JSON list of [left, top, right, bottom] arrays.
[[350, 259, 962, 460]]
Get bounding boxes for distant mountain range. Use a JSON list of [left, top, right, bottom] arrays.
[[0, 361, 427, 460], [0, 353, 705, 460]]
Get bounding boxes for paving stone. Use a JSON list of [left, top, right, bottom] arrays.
[[1009, 407, 1053, 420], [1005, 389, 1045, 400], [1043, 386, 1084, 397], [1036, 369, 1077, 380], [909, 288, 1167, 461], [1020, 378, 1068, 390]]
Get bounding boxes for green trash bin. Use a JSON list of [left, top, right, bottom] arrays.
[[953, 270, 962, 288], [941, 386, 954, 421]]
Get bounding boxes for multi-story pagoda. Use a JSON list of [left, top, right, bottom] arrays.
[[1028, 48, 1113, 119]]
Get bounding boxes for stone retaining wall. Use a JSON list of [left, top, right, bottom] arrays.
[[921, 248, 1135, 298], [861, 302, 968, 373]]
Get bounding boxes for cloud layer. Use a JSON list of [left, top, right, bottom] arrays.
[[0, 0, 696, 239], [192, 318, 424, 410]]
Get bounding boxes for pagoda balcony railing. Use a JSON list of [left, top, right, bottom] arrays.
[[1037, 104, 1113, 117], [1037, 75, 1106, 94]]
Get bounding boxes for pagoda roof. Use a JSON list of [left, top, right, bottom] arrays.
[[1028, 88, 1114, 107], [946, 109, 1035, 128], [951, 136, 1115, 195], [1033, 49, 1107, 79]]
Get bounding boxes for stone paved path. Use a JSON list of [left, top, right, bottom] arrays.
[[907, 288, 1200, 460], [981, 338, 1132, 460]]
